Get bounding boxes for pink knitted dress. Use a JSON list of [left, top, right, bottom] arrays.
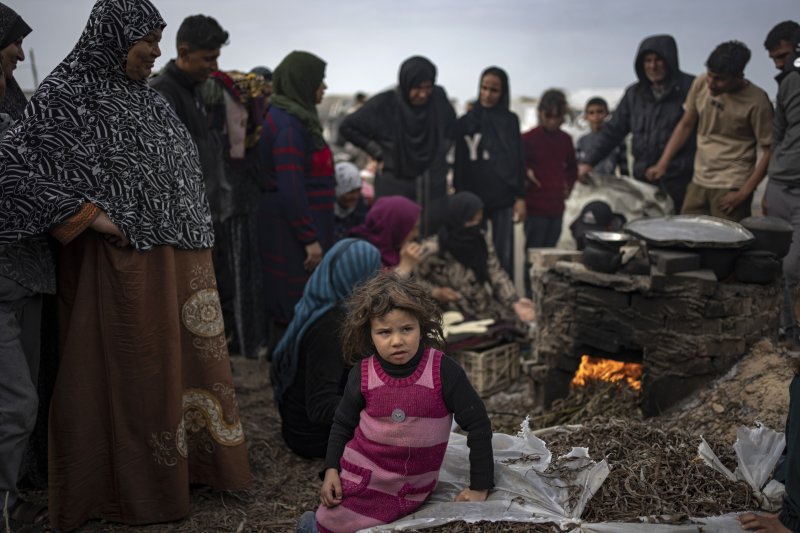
[[316, 347, 453, 532]]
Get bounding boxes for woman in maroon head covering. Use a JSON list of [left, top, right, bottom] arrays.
[[349, 195, 423, 276]]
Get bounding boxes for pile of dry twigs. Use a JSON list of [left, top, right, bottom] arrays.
[[542, 418, 754, 522]]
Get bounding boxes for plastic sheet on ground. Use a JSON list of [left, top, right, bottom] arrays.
[[363, 420, 786, 532], [699, 422, 786, 511]]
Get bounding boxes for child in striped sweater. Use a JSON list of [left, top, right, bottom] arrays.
[[298, 273, 494, 533]]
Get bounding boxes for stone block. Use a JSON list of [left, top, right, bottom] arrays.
[[722, 316, 762, 336], [641, 374, 710, 417], [649, 249, 702, 274], [674, 269, 718, 281], [696, 337, 745, 357], [631, 294, 696, 319], [529, 249, 581, 271], [554, 261, 650, 292], [619, 307, 665, 332], [573, 323, 623, 353], [649, 271, 717, 295], [702, 299, 737, 318], [576, 286, 631, 309], [665, 317, 722, 335]]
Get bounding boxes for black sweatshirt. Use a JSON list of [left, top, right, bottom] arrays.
[[324, 345, 495, 490], [279, 306, 351, 458]]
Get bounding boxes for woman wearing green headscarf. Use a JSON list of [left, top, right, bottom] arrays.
[[257, 51, 335, 343]]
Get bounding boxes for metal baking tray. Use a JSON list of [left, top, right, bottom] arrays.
[[624, 215, 754, 248]]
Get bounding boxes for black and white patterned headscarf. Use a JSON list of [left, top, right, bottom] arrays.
[[0, 0, 214, 250]]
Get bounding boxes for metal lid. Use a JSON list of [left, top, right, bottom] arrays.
[[624, 215, 754, 248]]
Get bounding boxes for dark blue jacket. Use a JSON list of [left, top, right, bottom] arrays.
[[583, 35, 696, 187]]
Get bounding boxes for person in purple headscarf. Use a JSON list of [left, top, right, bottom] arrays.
[[348, 195, 424, 277]]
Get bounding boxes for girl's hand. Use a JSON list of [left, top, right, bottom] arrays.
[[454, 488, 489, 502], [320, 468, 342, 508], [738, 512, 791, 532]]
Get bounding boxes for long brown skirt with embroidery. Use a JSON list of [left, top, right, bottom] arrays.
[[48, 232, 251, 531]]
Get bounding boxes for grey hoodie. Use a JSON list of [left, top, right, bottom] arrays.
[[769, 35, 800, 185]]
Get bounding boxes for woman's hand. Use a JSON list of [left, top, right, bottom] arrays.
[[320, 468, 342, 508], [432, 286, 460, 303], [91, 210, 129, 248], [454, 488, 489, 503], [395, 241, 424, 277], [304, 241, 323, 272], [513, 298, 536, 323]]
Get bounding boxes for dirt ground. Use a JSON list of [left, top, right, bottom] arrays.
[[39, 338, 796, 532]]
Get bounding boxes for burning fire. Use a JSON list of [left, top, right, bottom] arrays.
[[571, 355, 642, 392]]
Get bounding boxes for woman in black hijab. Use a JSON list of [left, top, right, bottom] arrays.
[[339, 55, 455, 234], [0, 2, 31, 119], [415, 192, 535, 325], [453, 66, 526, 279]]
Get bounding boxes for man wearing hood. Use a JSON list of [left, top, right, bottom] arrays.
[[150, 15, 237, 347], [578, 35, 696, 212]]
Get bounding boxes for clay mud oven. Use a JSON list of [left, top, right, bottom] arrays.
[[529, 215, 787, 416]]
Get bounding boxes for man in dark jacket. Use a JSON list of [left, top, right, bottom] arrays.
[[578, 35, 696, 212], [764, 24, 800, 350], [150, 15, 236, 345], [150, 14, 228, 220]]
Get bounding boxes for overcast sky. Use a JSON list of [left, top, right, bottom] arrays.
[[8, 0, 796, 108]]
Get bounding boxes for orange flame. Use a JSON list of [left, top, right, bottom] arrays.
[[571, 355, 642, 392]]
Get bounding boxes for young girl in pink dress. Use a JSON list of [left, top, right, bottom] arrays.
[[298, 273, 494, 533]]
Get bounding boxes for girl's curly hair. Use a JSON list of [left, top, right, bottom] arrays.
[[341, 272, 444, 365]]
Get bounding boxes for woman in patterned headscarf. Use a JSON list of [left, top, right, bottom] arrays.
[[0, 0, 250, 529]]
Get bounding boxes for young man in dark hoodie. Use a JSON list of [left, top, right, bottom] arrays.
[[739, 28, 800, 533], [150, 15, 237, 347], [763, 25, 800, 351], [577, 35, 696, 212]]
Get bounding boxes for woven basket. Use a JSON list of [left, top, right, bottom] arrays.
[[453, 342, 520, 397]]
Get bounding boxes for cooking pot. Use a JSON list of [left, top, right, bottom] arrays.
[[585, 231, 630, 252], [582, 241, 623, 273], [734, 250, 782, 285], [696, 248, 740, 280], [739, 216, 793, 259]]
